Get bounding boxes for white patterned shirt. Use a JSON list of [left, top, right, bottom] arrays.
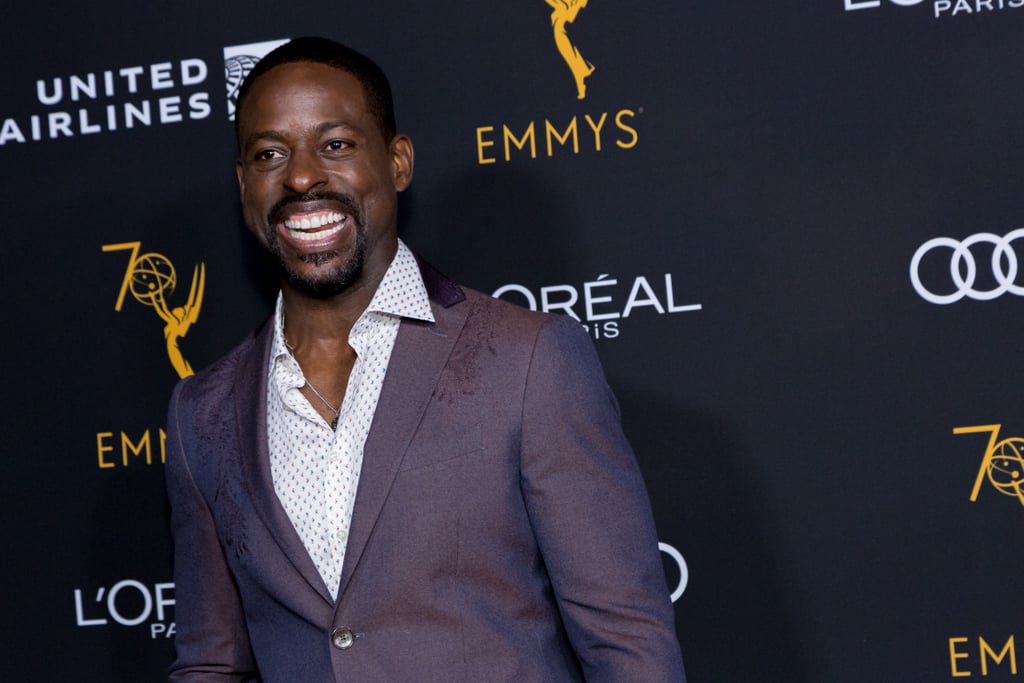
[[266, 241, 434, 600]]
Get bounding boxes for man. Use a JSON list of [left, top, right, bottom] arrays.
[[165, 36, 686, 682]]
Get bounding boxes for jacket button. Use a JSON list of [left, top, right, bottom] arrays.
[[331, 627, 356, 650]]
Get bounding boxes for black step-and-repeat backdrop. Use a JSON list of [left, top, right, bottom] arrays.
[[3, 2, 1023, 680]]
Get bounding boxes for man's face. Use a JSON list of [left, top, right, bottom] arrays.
[[235, 61, 413, 298]]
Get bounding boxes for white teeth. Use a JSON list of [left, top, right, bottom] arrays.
[[284, 212, 346, 231], [288, 224, 344, 241]]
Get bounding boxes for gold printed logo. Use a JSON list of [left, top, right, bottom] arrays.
[[103, 241, 205, 378], [544, 0, 595, 99], [954, 424, 1024, 506]]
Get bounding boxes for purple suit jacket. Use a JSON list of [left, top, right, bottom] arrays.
[[165, 260, 686, 682]]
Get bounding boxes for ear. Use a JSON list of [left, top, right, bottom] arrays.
[[390, 134, 414, 192]]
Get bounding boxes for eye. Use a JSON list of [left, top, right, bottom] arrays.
[[254, 148, 282, 161], [324, 139, 352, 153]]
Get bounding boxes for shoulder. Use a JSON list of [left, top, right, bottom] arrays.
[[459, 284, 554, 326], [418, 254, 571, 331], [166, 321, 270, 487], [449, 285, 592, 359], [171, 318, 270, 416], [417, 254, 585, 346]]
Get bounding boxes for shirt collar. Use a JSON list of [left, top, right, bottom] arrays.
[[365, 239, 435, 323], [270, 239, 434, 364]]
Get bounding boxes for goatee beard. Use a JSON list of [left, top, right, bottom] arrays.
[[263, 190, 367, 299], [274, 224, 367, 299]]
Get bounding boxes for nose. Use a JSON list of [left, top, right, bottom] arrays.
[[283, 148, 327, 194]]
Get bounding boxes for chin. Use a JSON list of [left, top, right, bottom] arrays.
[[281, 259, 364, 299]]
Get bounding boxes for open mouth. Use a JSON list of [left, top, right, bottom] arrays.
[[282, 211, 347, 242]]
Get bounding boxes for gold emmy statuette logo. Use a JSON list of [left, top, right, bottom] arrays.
[[545, 0, 595, 99], [954, 424, 1024, 506], [103, 241, 205, 378]]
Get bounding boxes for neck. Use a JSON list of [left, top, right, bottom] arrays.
[[281, 284, 371, 346], [280, 292, 362, 428], [280, 242, 393, 346]]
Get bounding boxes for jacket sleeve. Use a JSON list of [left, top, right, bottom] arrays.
[[165, 379, 260, 683], [519, 314, 687, 682]]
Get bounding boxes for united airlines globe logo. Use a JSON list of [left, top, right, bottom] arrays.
[[224, 54, 260, 121], [222, 38, 290, 120]]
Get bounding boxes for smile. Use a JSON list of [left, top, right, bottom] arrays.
[[282, 211, 347, 241]]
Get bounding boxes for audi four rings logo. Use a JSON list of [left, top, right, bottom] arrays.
[[910, 229, 1024, 304]]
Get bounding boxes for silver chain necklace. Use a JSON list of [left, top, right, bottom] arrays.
[[283, 335, 341, 430]]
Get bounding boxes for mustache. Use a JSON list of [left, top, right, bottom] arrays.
[[267, 191, 361, 226]]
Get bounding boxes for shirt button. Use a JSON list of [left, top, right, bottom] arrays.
[[337, 529, 348, 542], [331, 627, 355, 650]]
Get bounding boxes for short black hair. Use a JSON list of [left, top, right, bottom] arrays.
[[234, 36, 397, 144]]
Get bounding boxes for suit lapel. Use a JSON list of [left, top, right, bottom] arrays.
[[336, 272, 467, 599], [234, 321, 334, 604]]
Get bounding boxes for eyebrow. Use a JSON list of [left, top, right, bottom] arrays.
[[244, 120, 353, 150]]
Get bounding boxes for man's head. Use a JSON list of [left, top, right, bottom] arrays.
[[235, 37, 397, 144], [234, 37, 413, 300]]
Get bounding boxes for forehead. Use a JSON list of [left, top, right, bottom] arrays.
[[239, 61, 371, 133]]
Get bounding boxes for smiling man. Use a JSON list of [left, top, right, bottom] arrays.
[[165, 36, 685, 682]]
